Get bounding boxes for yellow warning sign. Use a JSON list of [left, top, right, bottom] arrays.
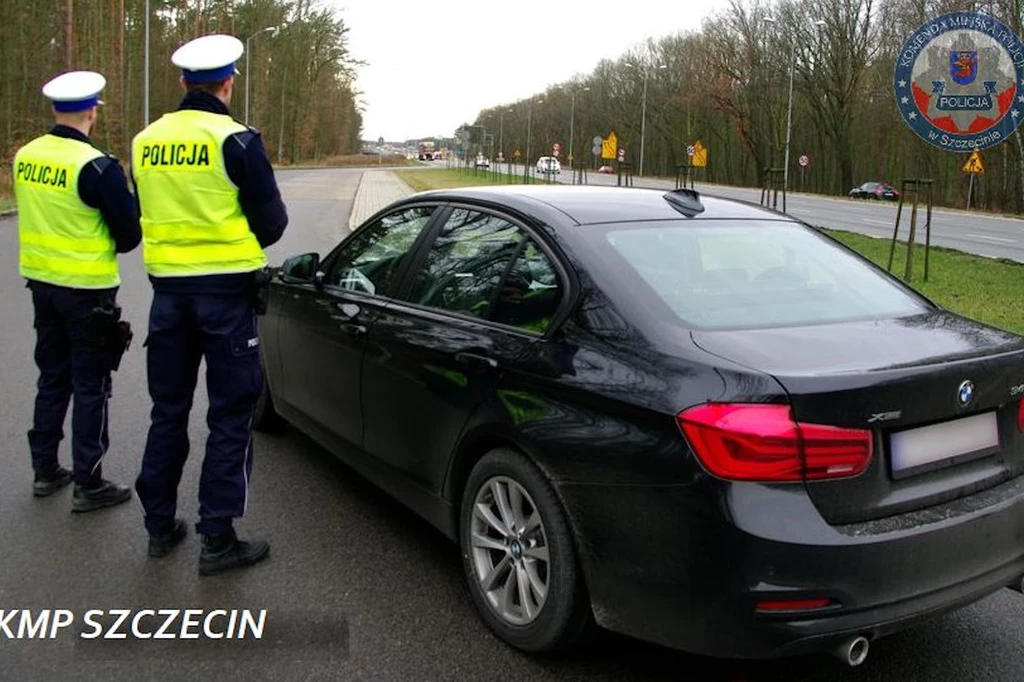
[[601, 132, 618, 160], [692, 140, 708, 168], [963, 150, 984, 174]]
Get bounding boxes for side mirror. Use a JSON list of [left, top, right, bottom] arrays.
[[280, 252, 321, 284]]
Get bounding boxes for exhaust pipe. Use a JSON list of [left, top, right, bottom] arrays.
[[832, 636, 869, 667]]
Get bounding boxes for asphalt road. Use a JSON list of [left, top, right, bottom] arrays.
[[444, 160, 1024, 263], [3, 166, 1024, 681]]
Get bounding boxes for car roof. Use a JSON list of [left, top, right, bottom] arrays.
[[402, 185, 795, 227]]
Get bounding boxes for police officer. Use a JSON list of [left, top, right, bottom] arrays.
[[15, 71, 141, 511], [132, 35, 287, 573]]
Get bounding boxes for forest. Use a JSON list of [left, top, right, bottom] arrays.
[[472, 0, 1024, 211], [0, 0, 363, 200]]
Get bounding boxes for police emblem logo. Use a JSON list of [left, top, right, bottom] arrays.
[[895, 12, 1024, 152]]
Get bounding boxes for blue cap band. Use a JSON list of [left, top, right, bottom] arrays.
[[182, 63, 236, 84], [53, 96, 99, 113]]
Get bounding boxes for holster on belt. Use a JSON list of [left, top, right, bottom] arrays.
[[86, 303, 133, 372], [252, 266, 273, 316]]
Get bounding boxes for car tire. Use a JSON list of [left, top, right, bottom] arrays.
[[253, 362, 284, 432], [460, 448, 592, 653]]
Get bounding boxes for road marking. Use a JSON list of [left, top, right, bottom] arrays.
[[862, 218, 890, 225], [965, 233, 1016, 243]]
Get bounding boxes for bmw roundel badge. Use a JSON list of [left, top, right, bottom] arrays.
[[957, 380, 975, 407]]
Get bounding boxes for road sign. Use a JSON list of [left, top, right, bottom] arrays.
[[497, 152, 504, 162], [798, 154, 809, 167], [617, 148, 625, 162], [568, 153, 573, 162], [592, 136, 602, 146], [592, 144, 601, 156], [514, 148, 521, 159], [553, 142, 561, 152], [963, 150, 984, 173], [554, 149, 560, 157], [686, 145, 695, 157], [601, 132, 618, 160], [692, 141, 707, 168]]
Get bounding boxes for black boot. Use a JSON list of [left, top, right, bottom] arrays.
[[33, 466, 73, 497], [199, 531, 270, 576], [148, 518, 188, 558], [71, 480, 132, 513]]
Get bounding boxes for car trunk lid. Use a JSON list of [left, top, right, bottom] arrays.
[[691, 312, 1024, 524]]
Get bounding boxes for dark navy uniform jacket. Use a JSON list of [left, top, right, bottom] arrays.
[[47, 125, 141, 255], [135, 91, 289, 295]]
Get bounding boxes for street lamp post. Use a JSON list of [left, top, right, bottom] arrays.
[[245, 26, 278, 126], [526, 98, 543, 175], [568, 86, 590, 169], [766, 16, 825, 197], [624, 61, 666, 177], [144, 0, 150, 125]]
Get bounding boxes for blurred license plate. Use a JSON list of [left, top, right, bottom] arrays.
[[890, 411, 1000, 478]]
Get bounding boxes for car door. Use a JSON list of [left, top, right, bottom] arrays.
[[274, 204, 440, 447], [360, 206, 567, 493]]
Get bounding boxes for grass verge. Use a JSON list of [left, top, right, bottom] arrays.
[[397, 168, 540, 193], [384, 168, 1024, 337], [823, 230, 1024, 335]]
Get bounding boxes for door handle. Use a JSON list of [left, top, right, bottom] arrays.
[[455, 352, 499, 370], [340, 323, 367, 338]]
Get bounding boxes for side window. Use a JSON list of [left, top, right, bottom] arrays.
[[325, 206, 435, 295], [407, 209, 524, 319], [491, 239, 563, 333]]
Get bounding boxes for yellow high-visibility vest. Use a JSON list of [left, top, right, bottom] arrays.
[[132, 110, 266, 277], [14, 135, 119, 288]]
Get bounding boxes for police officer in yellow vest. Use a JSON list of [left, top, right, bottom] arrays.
[[15, 71, 141, 510], [132, 35, 287, 573]]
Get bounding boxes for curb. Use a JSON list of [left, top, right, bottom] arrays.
[[346, 171, 416, 233], [346, 172, 366, 232]]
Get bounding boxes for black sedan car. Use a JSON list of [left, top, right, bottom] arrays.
[[255, 185, 1024, 665], [849, 181, 899, 200]]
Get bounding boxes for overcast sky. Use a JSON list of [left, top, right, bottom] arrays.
[[337, 0, 730, 142]]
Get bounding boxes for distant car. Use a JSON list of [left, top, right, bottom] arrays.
[[475, 155, 491, 169], [535, 157, 561, 175], [598, 165, 614, 174], [850, 182, 899, 201]]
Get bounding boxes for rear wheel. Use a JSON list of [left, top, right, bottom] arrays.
[[460, 448, 592, 652]]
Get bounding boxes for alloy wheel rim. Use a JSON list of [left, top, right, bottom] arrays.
[[469, 476, 550, 626]]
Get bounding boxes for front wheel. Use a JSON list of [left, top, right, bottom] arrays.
[[253, 362, 284, 432], [460, 448, 592, 652]]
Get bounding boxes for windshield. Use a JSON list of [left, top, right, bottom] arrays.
[[591, 220, 929, 330]]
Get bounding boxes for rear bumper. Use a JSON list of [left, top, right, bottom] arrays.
[[558, 476, 1024, 659]]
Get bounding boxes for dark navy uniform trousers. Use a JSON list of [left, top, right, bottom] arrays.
[[28, 281, 116, 488], [135, 292, 262, 537]]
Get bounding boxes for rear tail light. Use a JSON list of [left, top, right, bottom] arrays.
[[1018, 400, 1024, 433], [755, 597, 834, 613], [677, 403, 873, 482]]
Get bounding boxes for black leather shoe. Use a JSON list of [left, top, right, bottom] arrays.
[[148, 519, 188, 558], [71, 480, 132, 513], [33, 467, 73, 497], [198, 531, 270, 576]]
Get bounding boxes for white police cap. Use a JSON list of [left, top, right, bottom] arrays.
[[172, 35, 244, 84], [42, 71, 105, 112]]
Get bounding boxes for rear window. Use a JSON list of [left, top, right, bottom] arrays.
[[596, 221, 928, 329]]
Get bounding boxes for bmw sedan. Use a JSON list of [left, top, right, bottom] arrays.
[[255, 185, 1024, 664]]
